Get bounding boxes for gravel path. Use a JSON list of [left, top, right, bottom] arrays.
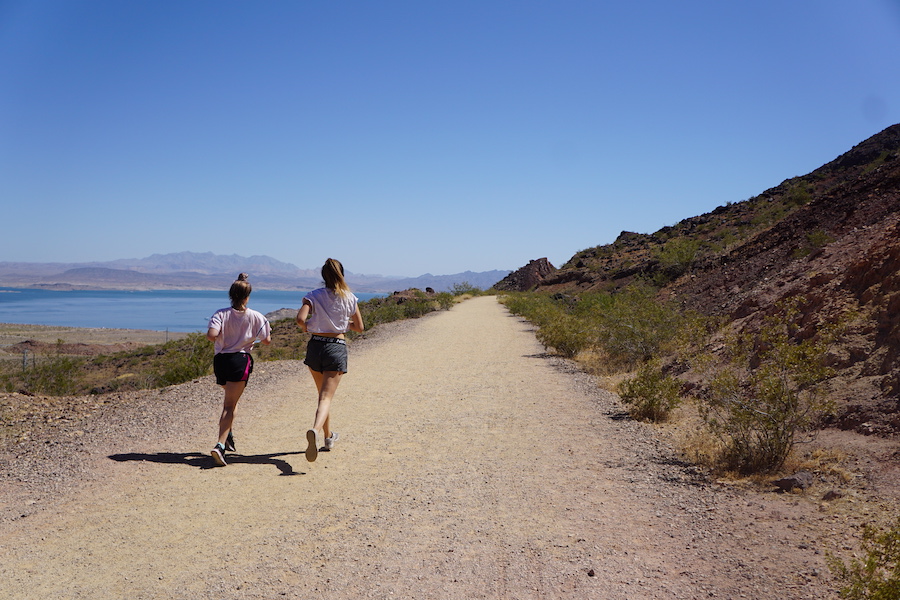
[[0, 296, 841, 598]]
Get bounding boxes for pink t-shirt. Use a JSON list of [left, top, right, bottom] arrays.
[[208, 307, 270, 354], [303, 287, 358, 334]]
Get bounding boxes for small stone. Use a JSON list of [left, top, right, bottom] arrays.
[[822, 489, 843, 501]]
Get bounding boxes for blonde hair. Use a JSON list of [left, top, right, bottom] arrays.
[[322, 258, 351, 297], [229, 273, 252, 309]]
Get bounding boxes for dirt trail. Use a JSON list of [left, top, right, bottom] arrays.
[[0, 296, 841, 599]]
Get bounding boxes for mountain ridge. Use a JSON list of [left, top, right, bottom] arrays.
[[0, 253, 510, 294]]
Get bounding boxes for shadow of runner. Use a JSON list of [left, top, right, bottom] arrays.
[[108, 451, 305, 475]]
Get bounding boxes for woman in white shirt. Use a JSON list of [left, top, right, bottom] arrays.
[[206, 273, 272, 467], [296, 258, 365, 462]]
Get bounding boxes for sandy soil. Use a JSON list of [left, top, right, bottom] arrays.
[[0, 297, 886, 598]]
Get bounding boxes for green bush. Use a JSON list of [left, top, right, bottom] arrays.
[[829, 517, 900, 599], [618, 361, 682, 422], [501, 286, 699, 368], [23, 354, 85, 396], [786, 180, 812, 207], [533, 310, 592, 358], [149, 332, 214, 387], [435, 292, 455, 310], [592, 284, 689, 369], [653, 238, 702, 284], [698, 298, 838, 474], [451, 281, 482, 296]]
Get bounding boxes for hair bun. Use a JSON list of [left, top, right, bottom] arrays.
[[236, 272, 249, 282]]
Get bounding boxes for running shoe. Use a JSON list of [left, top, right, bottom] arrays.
[[211, 443, 227, 467], [324, 432, 339, 451], [225, 431, 236, 452], [305, 428, 319, 462]]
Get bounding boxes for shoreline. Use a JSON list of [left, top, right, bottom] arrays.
[[0, 322, 190, 347]]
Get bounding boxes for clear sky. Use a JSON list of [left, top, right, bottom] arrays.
[[1, 1, 899, 277]]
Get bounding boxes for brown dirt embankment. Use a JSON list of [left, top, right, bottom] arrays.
[[0, 297, 879, 598]]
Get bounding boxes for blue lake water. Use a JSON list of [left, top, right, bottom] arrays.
[[0, 288, 383, 332]]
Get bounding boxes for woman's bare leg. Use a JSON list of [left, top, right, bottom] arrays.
[[307, 367, 342, 440], [217, 381, 246, 445]]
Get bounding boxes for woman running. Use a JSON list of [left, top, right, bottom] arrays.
[[207, 273, 272, 467], [296, 258, 365, 462]]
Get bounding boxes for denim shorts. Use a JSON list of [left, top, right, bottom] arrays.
[[304, 336, 348, 373], [214, 352, 254, 385]]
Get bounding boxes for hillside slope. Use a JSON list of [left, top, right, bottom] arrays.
[[533, 124, 900, 433]]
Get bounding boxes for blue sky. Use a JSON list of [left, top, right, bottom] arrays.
[[1, 1, 899, 277]]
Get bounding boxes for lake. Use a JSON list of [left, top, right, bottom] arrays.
[[0, 288, 384, 332]]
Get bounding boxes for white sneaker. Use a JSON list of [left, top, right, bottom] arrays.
[[324, 432, 339, 450], [305, 429, 319, 462]]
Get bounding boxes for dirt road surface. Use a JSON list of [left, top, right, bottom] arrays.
[[0, 296, 841, 598]]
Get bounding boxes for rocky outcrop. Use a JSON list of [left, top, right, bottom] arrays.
[[494, 258, 556, 292], [526, 123, 900, 434]]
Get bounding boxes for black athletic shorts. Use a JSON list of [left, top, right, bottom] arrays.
[[304, 335, 348, 373], [214, 352, 254, 385]]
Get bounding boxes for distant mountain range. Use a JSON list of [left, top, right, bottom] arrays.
[[0, 252, 510, 293]]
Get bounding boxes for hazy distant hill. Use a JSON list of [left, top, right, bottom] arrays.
[[103, 251, 319, 277], [376, 271, 511, 293], [0, 252, 510, 293]]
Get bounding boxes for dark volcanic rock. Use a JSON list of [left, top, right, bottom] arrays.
[[494, 258, 557, 292]]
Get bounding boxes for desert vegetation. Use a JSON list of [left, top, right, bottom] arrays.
[[500, 286, 843, 477], [0, 286, 481, 396]]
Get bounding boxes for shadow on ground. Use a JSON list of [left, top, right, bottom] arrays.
[[108, 451, 305, 475]]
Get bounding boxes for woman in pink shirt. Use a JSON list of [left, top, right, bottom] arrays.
[[296, 258, 365, 462], [206, 273, 272, 467]]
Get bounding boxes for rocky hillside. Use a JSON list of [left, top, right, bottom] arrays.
[[494, 258, 556, 291], [528, 124, 900, 435]]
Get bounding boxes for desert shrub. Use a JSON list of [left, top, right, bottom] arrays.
[[356, 293, 448, 329], [402, 299, 434, 319], [148, 332, 214, 387], [698, 297, 839, 474], [653, 238, 702, 284], [795, 229, 836, 258], [359, 297, 406, 328], [22, 354, 85, 396], [500, 292, 547, 322], [435, 292, 455, 310], [502, 286, 701, 368], [807, 229, 835, 248], [502, 293, 592, 358], [618, 360, 682, 422], [829, 517, 900, 599], [451, 281, 482, 296], [786, 180, 812, 207], [592, 284, 689, 370], [533, 311, 592, 358]]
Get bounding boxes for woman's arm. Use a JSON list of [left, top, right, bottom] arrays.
[[296, 299, 312, 333], [348, 305, 365, 333], [206, 328, 219, 342]]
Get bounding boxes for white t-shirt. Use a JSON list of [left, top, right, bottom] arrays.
[[208, 307, 271, 354], [303, 287, 358, 334]]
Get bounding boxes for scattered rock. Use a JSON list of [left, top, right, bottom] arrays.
[[822, 489, 844, 501], [772, 471, 814, 492]]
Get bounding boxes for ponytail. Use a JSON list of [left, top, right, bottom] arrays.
[[321, 258, 351, 297], [229, 273, 252, 309]]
